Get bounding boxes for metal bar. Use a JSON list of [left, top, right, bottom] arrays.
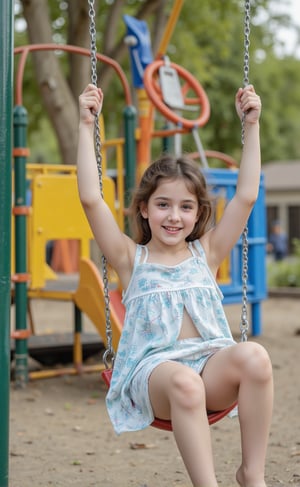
[[0, 0, 13, 484], [156, 0, 185, 59], [123, 104, 137, 233], [13, 105, 29, 386], [14, 44, 132, 106]]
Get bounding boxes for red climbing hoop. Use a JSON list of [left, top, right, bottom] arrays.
[[143, 59, 210, 130], [190, 150, 238, 169]]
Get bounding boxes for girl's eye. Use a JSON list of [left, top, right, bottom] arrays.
[[157, 202, 168, 208], [182, 204, 193, 210]]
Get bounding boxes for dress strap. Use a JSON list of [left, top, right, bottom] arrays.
[[133, 244, 143, 269], [188, 241, 196, 257], [141, 245, 149, 263], [134, 244, 149, 266], [192, 240, 224, 299], [191, 239, 205, 258]]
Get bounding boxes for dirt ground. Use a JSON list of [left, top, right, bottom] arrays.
[[9, 296, 300, 487]]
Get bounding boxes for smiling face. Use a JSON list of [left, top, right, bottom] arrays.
[[140, 178, 199, 250]]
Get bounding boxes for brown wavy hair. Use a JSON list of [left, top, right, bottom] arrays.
[[129, 154, 213, 245]]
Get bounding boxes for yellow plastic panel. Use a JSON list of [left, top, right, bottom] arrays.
[[29, 173, 116, 289]]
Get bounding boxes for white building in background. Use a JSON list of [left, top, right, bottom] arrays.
[[263, 161, 300, 253]]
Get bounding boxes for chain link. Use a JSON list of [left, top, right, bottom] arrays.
[[240, 0, 251, 342], [243, 0, 251, 88], [88, 0, 98, 87], [88, 0, 115, 367], [240, 226, 249, 342], [241, 0, 251, 145]]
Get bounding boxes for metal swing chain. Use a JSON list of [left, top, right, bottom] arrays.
[[240, 0, 251, 343], [88, 0, 115, 368]]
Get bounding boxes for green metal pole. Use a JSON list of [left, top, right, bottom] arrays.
[[123, 105, 137, 234], [13, 105, 29, 387], [0, 0, 13, 485], [162, 123, 174, 154]]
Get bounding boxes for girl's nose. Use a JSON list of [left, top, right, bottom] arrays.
[[168, 208, 180, 222]]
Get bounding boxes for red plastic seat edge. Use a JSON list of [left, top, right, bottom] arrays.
[[102, 369, 237, 432]]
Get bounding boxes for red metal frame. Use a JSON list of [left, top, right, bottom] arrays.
[[14, 44, 132, 106]]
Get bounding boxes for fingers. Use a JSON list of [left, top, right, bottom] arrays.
[[236, 84, 261, 122], [239, 85, 260, 106], [79, 84, 103, 117], [240, 85, 260, 111]]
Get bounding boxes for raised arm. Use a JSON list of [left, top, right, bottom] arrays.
[[202, 85, 262, 273], [77, 84, 135, 285]]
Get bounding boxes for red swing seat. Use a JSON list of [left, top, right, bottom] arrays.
[[102, 368, 237, 431]]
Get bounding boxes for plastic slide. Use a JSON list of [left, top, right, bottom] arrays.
[[73, 258, 123, 352]]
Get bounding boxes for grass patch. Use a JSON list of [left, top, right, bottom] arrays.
[[267, 239, 300, 287]]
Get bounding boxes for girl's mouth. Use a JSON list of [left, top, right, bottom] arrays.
[[163, 226, 182, 233]]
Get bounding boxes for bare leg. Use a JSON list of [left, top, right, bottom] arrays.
[[202, 342, 273, 487], [149, 361, 218, 487]]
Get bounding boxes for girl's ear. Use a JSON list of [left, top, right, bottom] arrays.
[[140, 201, 148, 219]]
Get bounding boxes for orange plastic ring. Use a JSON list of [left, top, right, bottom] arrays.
[[11, 273, 30, 283], [11, 329, 31, 340], [13, 147, 30, 157], [144, 60, 210, 130], [12, 206, 31, 216]]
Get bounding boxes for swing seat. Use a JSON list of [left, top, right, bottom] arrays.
[[101, 368, 237, 431]]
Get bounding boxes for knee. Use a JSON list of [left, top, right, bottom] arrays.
[[236, 342, 273, 383], [169, 369, 205, 411]]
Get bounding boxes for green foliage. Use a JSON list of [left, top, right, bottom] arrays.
[[28, 118, 60, 164], [267, 239, 300, 288], [293, 238, 300, 258], [13, 0, 300, 165], [253, 54, 300, 162]]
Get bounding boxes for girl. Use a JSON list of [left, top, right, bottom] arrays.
[[77, 83, 273, 487]]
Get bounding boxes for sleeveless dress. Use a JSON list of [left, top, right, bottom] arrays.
[[106, 240, 236, 434]]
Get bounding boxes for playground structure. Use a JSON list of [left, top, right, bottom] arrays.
[[0, 2, 13, 486], [0, 1, 267, 484], [12, 44, 133, 385], [10, 7, 267, 389]]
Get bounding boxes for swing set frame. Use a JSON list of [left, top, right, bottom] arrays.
[[87, 0, 252, 431]]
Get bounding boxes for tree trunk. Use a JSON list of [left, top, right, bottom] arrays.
[[68, 0, 92, 100], [152, 0, 168, 55], [19, 0, 170, 163], [21, 0, 79, 165]]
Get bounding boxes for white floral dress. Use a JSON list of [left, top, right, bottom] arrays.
[[106, 240, 236, 433]]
